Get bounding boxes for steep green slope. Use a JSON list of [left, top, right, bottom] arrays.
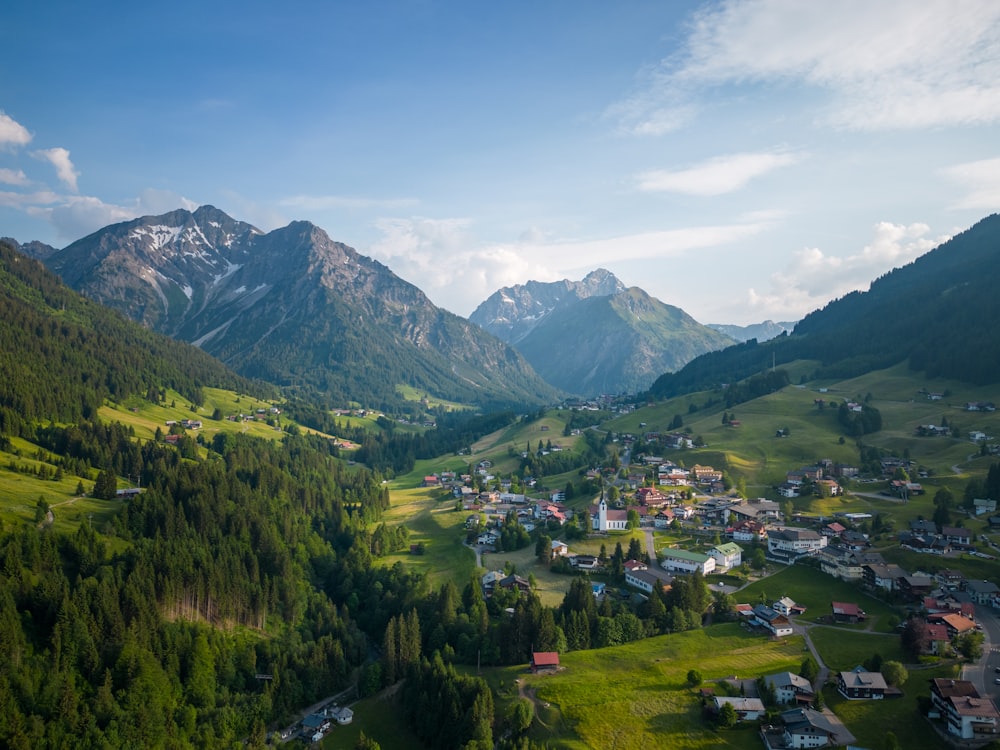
[[647, 214, 1000, 399], [0, 241, 267, 435]]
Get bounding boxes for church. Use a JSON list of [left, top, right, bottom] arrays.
[[591, 496, 629, 532]]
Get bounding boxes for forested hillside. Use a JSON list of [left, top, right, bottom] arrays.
[[0, 240, 267, 436], [646, 214, 1000, 399]]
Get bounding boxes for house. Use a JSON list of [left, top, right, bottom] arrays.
[[763, 706, 855, 749], [862, 563, 908, 592], [713, 696, 765, 721], [773, 597, 805, 616], [965, 580, 1000, 607], [930, 678, 1000, 739], [330, 706, 354, 725], [763, 672, 815, 705], [591, 582, 606, 598], [936, 612, 977, 637], [624, 559, 647, 573], [708, 542, 742, 571], [660, 548, 716, 575], [571, 554, 599, 570], [831, 601, 866, 623], [923, 621, 951, 655], [550, 540, 569, 557], [753, 605, 794, 637], [898, 575, 935, 601], [821, 522, 846, 537], [625, 568, 668, 594], [422, 475, 440, 487], [838, 667, 887, 700], [942, 526, 973, 547], [767, 528, 827, 563], [530, 652, 560, 673], [498, 574, 531, 594]]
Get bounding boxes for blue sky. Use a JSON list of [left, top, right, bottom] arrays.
[[2, 0, 999, 324]]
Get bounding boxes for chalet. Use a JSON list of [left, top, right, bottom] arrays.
[[840, 530, 870, 551], [713, 696, 765, 721], [837, 668, 887, 700], [660, 548, 716, 575], [898, 575, 935, 601], [530, 652, 560, 673], [691, 464, 723, 483], [498, 574, 531, 594], [653, 509, 675, 528], [862, 563, 908, 592], [624, 559, 647, 573], [931, 678, 1000, 739], [421, 475, 440, 487], [935, 568, 967, 590], [821, 522, 846, 537], [942, 526, 973, 548], [923, 621, 951, 655], [636, 487, 667, 506], [550, 540, 569, 557], [814, 479, 842, 497], [708, 542, 742, 571], [731, 519, 766, 542], [831, 601, 866, 623], [571, 554, 599, 570], [765, 707, 855, 749], [763, 672, 814, 705]]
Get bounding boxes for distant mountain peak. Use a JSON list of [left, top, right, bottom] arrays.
[[470, 269, 627, 344]]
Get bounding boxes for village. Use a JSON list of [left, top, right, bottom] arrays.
[[414, 446, 1000, 746]]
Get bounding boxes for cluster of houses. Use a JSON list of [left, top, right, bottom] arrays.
[[898, 519, 973, 554], [299, 705, 353, 743], [704, 669, 855, 748], [776, 462, 855, 499]]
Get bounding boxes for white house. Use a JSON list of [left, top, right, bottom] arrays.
[[714, 696, 765, 721], [551, 540, 570, 557], [763, 672, 814, 705], [660, 548, 716, 575], [625, 569, 662, 594], [767, 528, 827, 562], [709, 542, 742, 571]]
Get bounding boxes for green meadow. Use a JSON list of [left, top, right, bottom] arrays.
[[525, 623, 805, 749]]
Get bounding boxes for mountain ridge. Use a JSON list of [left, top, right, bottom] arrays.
[[40, 206, 559, 411]]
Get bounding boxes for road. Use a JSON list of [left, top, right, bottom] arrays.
[[964, 606, 997, 699]]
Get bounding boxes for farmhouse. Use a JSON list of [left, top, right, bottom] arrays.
[[773, 597, 805, 616], [837, 668, 887, 700], [761, 707, 855, 749], [660, 547, 716, 575]]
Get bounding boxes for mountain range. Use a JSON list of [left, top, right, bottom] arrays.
[[470, 270, 733, 395], [34, 206, 558, 412]]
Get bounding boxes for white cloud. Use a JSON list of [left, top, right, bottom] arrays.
[[744, 220, 950, 320], [32, 147, 79, 191], [0, 168, 28, 186], [636, 150, 801, 196], [618, 0, 1000, 132], [0, 112, 32, 149], [367, 214, 780, 316], [941, 157, 1000, 210]]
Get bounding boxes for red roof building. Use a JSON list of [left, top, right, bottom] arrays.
[[531, 652, 560, 672]]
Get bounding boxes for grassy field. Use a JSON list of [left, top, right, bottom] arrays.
[[378, 485, 477, 589], [808, 625, 907, 671], [736, 564, 904, 632], [318, 689, 421, 749], [525, 623, 805, 749]]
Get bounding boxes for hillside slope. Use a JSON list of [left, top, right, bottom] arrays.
[[646, 214, 1000, 399]]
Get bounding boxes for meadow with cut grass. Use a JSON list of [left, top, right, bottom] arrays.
[[523, 623, 806, 749]]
